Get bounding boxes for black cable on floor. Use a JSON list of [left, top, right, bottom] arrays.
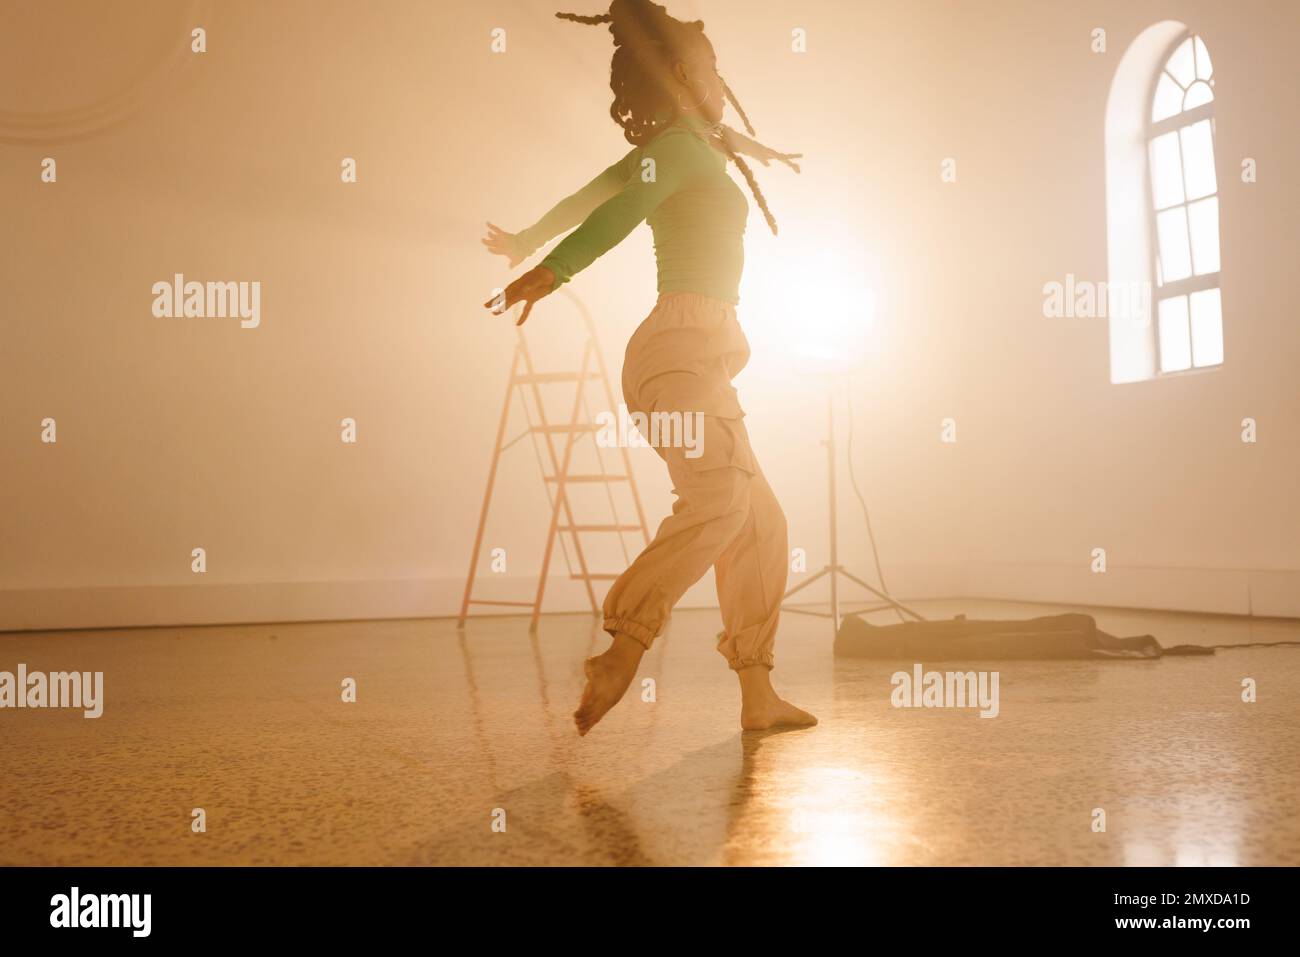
[[1207, 640, 1300, 649], [840, 386, 1298, 642]]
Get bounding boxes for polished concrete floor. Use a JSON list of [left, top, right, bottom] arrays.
[[2, 600, 1298, 866]]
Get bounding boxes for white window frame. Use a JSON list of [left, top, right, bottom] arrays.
[[1143, 32, 1223, 375]]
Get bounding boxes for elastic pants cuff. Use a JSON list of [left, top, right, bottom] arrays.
[[728, 653, 775, 672], [602, 616, 658, 649]]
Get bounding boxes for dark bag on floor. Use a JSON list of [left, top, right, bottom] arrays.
[[833, 612, 1214, 660]]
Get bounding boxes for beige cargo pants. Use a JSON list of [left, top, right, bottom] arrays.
[[602, 292, 787, 670]]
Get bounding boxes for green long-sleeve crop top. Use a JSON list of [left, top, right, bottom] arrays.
[[512, 117, 749, 305]]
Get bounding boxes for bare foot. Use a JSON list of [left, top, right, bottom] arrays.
[[740, 697, 819, 731], [737, 664, 817, 731], [573, 633, 644, 736]]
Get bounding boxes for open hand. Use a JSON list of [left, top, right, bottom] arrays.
[[767, 150, 802, 173], [749, 144, 802, 173], [484, 265, 556, 326], [717, 126, 803, 173], [481, 222, 525, 268]]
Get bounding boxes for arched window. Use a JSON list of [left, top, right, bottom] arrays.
[[1105, 22, 1223, 383], [1147, 33, 1222, 372]]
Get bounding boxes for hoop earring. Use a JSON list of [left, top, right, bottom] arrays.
[[676, 82, 710, 112]]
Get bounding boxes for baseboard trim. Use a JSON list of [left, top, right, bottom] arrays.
[[2, 563, 1296, 633], [955, 562, 1300, 619]]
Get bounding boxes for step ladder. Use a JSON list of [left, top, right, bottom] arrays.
[[458, 290, 652, 632]]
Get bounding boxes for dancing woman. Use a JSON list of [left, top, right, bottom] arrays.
[[483, 0, 815, 735]]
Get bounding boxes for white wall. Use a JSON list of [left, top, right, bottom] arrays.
[[921, 0, 1300, 615], [1, 0, 1295, 631]]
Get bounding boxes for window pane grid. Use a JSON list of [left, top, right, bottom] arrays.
[[1146, 33, 1222, 373]]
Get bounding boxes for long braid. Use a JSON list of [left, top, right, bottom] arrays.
[[556, 1, 789, 235], [720, 78, 754, 136], [717, 135, 777, 235]]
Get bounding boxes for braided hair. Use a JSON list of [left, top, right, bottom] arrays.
[[556, 0, 782, 234]]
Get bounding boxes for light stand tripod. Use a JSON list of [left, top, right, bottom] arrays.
[[780, 382, 926, 636]]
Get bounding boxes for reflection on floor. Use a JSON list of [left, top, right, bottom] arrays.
[[2, 600, 1298, 866]]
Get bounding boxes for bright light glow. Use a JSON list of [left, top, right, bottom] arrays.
[[798, 279, 876, 365], [787, 766, 889, 866], [740, 236, 880, 378]]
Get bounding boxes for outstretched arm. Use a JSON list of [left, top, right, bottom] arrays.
[[483, 149, 638, 266], [539, 130, 703, 289], [486, 130, 705, 324]]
